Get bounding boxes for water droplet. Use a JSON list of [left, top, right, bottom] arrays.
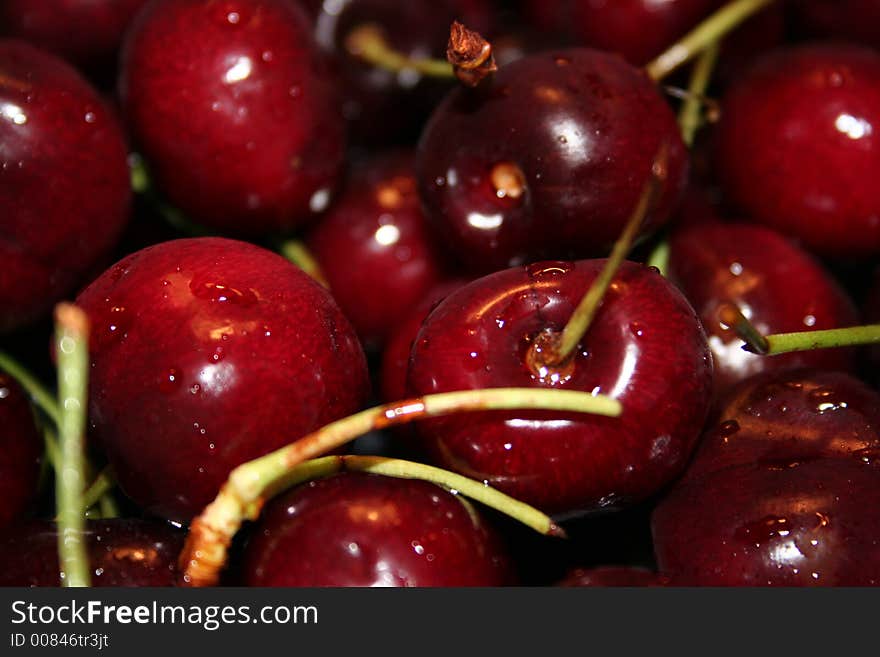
[[734, 515, 790, 544], [526, 261, 572, 278], [716, 419, 740, 441], [226, 11, 240, 24], [629, 322, 644, 338], [554, 56, 571, 67], [159, 368, 181, 394], [84, 111, 96, 123], [190, 280, 258, 306]]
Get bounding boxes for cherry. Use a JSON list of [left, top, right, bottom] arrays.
[[682, 368, 880, 482], [652, 458, 880, 586], [406, 259, 713, 517], [416, 48, 689, 274], [0, 39, 131, 334], [118, 0, 346, 236], [0, 518, 185, 586], [666, 221, 860, 400], [238, 471, 516, 586], [0, 374, 43, 531], [300, 0, 492, 147], [0, 0, 149, 82], [652, 367, 880, 586], [73, 237, 370, 523], [305, 150, 451, 351], [715, 43, 880, 260], [556, 566, 669, 587]]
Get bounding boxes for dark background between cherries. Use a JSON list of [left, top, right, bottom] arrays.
[[1, 0, 880, 586]]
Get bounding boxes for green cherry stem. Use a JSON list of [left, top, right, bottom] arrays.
[[677, 41, 720, 147], [746, 325, 880, 355], [345, 23, 455, 79], [645, 0, 777, 81], [0, 351, 61, 426], [54, 303, 91, 588], [277, 240, 331, 289], [646, 239, 671, 277], [718, 302, 769, 355], [531, 144, 669, 369], [179, 387, 622, 586], [80, 467, 117, 516]]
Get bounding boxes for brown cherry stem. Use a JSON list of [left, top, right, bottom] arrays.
[[178, 387, 621, 586], [645, 0, 777, 81], [531, 144, 670, 369], [54, 303, 91, 587]]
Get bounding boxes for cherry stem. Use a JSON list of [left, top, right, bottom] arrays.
[[0, 350, 60, 426], [646, 240, 670, 277], [277, 240, 330, 289], [129, 152, 212, 237], [540, 144, 669, 367], [80, 467, 118, 517], [678, 41, 720, 147], [345, 23, 455, 79], [747, 325, 880, 355], [53, 303, 91, 588], [179, 387, 621, 586], [718, 302, 880, 355], [645, 0, 776, 81]]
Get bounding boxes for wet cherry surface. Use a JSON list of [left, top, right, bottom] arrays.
[[306, 150, 451, 351], [416, 48, 689, 274], [0, 518, 185, 586], [667, 222, 860, 400], [119, 0, 346, 235], [716, 43, 880, 259], [0, 39, 131, 333], [74, 237, 370, 522], [0, 374, 43, 532], [407, 259, 713, 517], [239, 472, 517, 586]]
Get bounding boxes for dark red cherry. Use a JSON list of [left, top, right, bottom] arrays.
[[0, 39, 131, 333], [379, 278, 469, 405], [119, 0, 346, 236], [0, 0, 149, 80], [74, 237, 370, 523], [0, 374, 43, 531], [556, 566, 669, 587], [300, 0, 492, 147], [0, 518, 185, 586], [239, 472, 517, 586], [407, 260, 713, 516], [793, 0, 880, 47], [667, 222, 860, 400], [652, 458, 880, 586], [305, 150, 451, 351], [416, 48, 689, 274], [682, 368, 880, 483], [715, 43, 880, 260]]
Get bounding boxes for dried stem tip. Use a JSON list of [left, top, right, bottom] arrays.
[[447, 20, 497, 87]]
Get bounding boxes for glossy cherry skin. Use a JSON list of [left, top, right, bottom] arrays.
[[239, 472, 517, 586], [306, 151, 450, 351], [119, 0, 346, 236], [667, 222, 860, 400], [416, 48, 689, 274], [0, 519, 185, 586], [407, 259, 713, 517], [300, 0, 492, 147], [0, 374, 43, 531], [681, 368, 880, 483], [0, 39, 131, 334], [715, 43, 880, 259], [556, 566, 668, 587], [74, 237, 370, 523], [652, 367, 880, 586], [0, 0, 149, 77], [652, 458, 880, 586], [793, 1, 880, 47]]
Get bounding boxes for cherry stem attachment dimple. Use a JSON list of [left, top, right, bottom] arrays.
[[645, 0, 776, 81], [718, 302, 769, 355], [536, 144, 670, 369], [53, 303, 91, 588], [178, 387, 621, 586]]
